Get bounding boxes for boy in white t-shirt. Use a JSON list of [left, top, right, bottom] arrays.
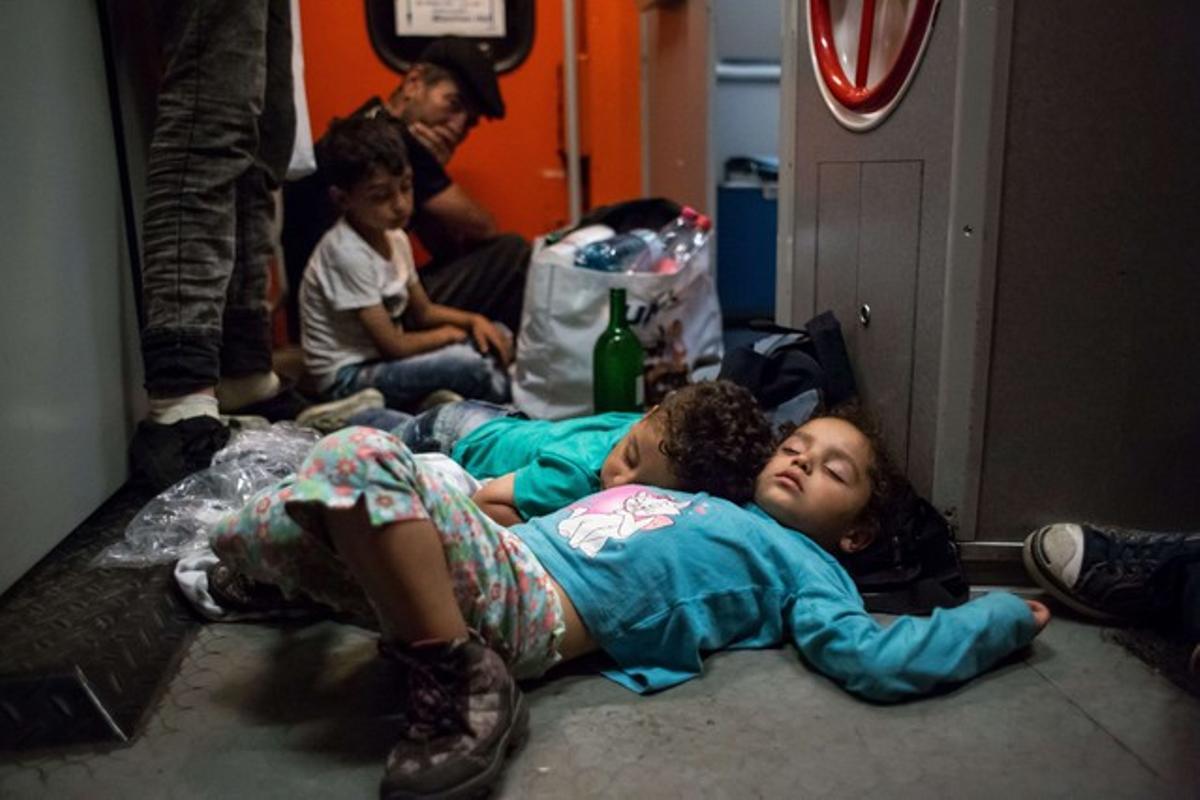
[[299, 114, 512, 409]]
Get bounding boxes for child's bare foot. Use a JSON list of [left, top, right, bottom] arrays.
[[1025, 599, 1052, 633]]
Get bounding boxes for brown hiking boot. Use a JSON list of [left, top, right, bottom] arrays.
[[380, 635, 528, 800]]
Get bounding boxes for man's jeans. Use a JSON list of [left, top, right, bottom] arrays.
[[141, 0, 294, 396], [347, 400, 516, 455], [331, 342, 512, 411], [417, 234, 531, 334]]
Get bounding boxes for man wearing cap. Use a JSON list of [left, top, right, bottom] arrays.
[[282, 37, 529, 336]]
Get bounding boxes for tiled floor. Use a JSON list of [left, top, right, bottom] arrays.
[[2, 599, 1197, 799]]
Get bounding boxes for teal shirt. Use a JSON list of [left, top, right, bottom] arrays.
[[451, 413, 639, 520], [514, 486, 1037, 701]]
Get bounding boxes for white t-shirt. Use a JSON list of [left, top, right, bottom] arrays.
[[299, 219, 419, 391]]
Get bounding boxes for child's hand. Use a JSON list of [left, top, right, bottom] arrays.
[[1025, 599, 1051, 633], [434, 324, 469, 347], [469, 316, 513, 366]]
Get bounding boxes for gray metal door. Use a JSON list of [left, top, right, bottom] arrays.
[[778, 0, 959, 489]]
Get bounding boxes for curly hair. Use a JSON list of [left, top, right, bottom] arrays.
[[775, 401, 908, 544], [654, 381, 775, 505], [317, 113, 409, 191]]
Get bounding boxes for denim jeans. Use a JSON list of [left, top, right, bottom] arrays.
[[1152, 555, 1200, 641], [347, 400, 516, 455], [140, 0, 294, 395], [1180, 562, 1200, 642], [332, 343, 512, 411]]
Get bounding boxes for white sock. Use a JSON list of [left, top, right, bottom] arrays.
[[216, 371, 282, 412], [148, 393, 220, 425]]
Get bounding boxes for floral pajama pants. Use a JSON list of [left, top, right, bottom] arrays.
[[211, 426, 565, 679]]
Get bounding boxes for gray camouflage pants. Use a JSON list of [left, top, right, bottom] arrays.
[[140, 0, 294, 395]]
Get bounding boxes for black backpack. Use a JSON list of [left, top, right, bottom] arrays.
[[719, 312, 969, 614], [842, 487, 970, 614], [717, 312, 857, 425], [575, 196, 682, 233], [546, 196, 683, 243]]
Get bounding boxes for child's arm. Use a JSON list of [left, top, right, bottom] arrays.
[[788, 586, 1045, 702], [404, 281, 513, 366], [506, 456, 598, 521], [357, 303, 467, 359], [471, 473, 523, 527]]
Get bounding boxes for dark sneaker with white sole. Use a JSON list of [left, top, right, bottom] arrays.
[[381, 634, 528, 800], [129, 415, 232, 492], [1023, 522, 1200, 622]]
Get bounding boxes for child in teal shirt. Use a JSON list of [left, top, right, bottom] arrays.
[[346, 380, 775, 524], [213, 404, 1050, 799]]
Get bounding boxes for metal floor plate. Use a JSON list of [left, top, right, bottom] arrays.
[[0, 486, 199, 754]]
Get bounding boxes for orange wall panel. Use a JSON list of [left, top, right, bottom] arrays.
[[583, 1, 643, 207]]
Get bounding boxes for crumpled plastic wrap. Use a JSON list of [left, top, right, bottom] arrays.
[[95, 423, 321, 568]]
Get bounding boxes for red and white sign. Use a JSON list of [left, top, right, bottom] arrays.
[[807, 0, 941, 130]]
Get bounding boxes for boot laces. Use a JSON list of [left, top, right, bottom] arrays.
[[394, 650, 469, 739]]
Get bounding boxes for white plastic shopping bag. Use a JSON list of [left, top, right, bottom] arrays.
[[513, 233, 723, 420]]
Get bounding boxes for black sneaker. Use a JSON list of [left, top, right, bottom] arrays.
[[1023, 522, 1200, 622], [129, 415, 231, 492], [231, 381, 311, 422], [381, 635, 528, 800]]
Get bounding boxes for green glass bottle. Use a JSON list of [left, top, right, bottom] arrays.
[[593, 288, 645, 413]]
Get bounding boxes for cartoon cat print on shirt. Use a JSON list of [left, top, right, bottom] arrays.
[[556, 486, 689, 557]]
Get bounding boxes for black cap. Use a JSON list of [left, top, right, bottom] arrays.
[[417, 37, 505, 120]]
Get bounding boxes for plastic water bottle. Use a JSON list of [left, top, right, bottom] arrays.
[[657, 206, 700, 262], [654, 213, 713, 274], [574, 229, 661, 272], [690, 214, 713, 251], [593, 288, 645, 412]]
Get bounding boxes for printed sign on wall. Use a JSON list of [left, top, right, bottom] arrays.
[[394, 0, 507, 38], [807, 0, 941, 131]]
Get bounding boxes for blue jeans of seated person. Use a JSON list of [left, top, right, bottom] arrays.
[[1152, 557, 1200, 642], [1181, 562, 1200, 642], [140, 0, 295, 395], [330, 343, 512, 411], [347, 400, 517, 455]]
